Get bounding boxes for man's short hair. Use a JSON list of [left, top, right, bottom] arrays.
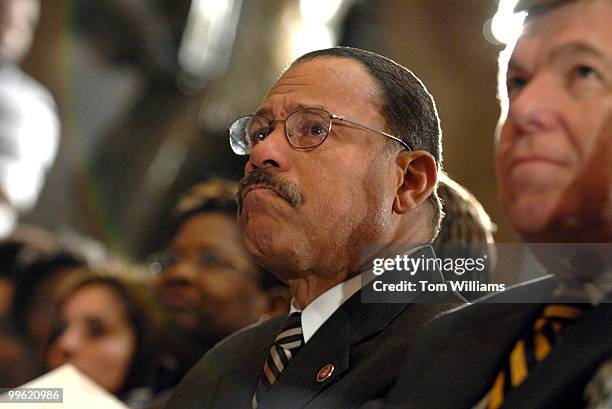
[[515, 0, 577, 14], [515, 0, 611, 16], [291, 47, 443, 238]]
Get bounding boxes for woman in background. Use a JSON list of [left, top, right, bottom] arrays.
[[45, 272, 161, 407]]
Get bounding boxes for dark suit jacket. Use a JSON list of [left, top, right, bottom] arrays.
[[166, 247, 464, 409], [382, 277, 612, 409]]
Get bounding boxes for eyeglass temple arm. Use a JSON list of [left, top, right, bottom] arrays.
[[330, 114, 412, 151]]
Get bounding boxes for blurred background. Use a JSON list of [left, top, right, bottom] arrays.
[[20, 0, 519, 260]]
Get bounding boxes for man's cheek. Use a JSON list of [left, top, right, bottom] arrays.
[[584, 114, 612, 184], [559, 115, 612, 222]]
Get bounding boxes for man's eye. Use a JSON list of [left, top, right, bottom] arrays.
[[569, 64, 604, 96], [574, 65, 599, 80], [303, 122, 327, 137], [250, 128, 269, 143], [506, 76, 527, 95]]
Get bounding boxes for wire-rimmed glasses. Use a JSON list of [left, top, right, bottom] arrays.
[[228, 107, 411, 155]]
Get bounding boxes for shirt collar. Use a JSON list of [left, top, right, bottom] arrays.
[[553, 280, 612, 306], [289, 272, 362, 343], [289, 245, 428, 343]]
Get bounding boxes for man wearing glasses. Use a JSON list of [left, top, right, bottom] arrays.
[[166, 47, 464, 409]]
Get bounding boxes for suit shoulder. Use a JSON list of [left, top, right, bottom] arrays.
[[420, 276, 554, 336], [220, 315, 282, 347], [165, 316, 283, 409], [203, 315, 283, 371]]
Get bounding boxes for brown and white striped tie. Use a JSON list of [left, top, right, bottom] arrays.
[[252, 312, 304, 409]]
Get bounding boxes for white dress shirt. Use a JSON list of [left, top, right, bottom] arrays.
[[289, 272, 363, 343], [290, 245, 426, 343]]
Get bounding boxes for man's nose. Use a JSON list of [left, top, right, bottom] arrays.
[[507, 74, 562, 135], [245, 123, 291, 173]]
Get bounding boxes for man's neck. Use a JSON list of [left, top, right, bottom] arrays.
[[287, 271, 356, 309], [286, 241, 431, 309], [522, 222, 612, 244]]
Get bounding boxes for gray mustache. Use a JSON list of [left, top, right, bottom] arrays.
[[237, 169, 304, 212]]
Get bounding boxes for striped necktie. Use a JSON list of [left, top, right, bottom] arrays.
[[487, 303, 590, 409], [252, 312, 304, 409]]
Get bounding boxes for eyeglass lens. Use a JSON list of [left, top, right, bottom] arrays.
[[230, 108, 332, 154]]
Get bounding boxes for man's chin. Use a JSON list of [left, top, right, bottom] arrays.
[[244, 226, 290, 259], [505, 199, 557, 240], [252, 253, 300, 280]]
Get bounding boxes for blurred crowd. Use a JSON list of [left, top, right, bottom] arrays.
[[0, 179, 292, 408]]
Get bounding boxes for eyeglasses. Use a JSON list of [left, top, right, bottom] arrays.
[[228, 107, 411, 155], [148, 251, 233, 275]]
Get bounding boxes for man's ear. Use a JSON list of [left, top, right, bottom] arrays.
[[393, 150, 437, 214]]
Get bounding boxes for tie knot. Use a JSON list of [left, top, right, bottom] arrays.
[[542, 303, 590, 321], [275, 312, 304, 350], [281, 311, 302, 329]]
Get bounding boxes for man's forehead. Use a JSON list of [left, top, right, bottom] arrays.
[[511, 0, 612, 65], [519, 0, 612, 34], [256, 57, 378, 117]]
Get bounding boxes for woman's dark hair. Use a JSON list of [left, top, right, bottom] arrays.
[[12, 251, 85, 337], [47, 272, 162, 397], [0, 241, 27, 280]]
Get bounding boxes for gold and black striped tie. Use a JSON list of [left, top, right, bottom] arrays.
[[487, 303, 589, 409], [252, 312, 304, 409]]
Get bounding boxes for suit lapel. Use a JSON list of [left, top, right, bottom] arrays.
[[423, 303, 542, 409], [397, 279, 563, 409], [259, 246, 459, 409], [387, 278, 556, 409], [259, 304, 351, 409], [259, 293, 410, 409], [214, 321, 281, 409]]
